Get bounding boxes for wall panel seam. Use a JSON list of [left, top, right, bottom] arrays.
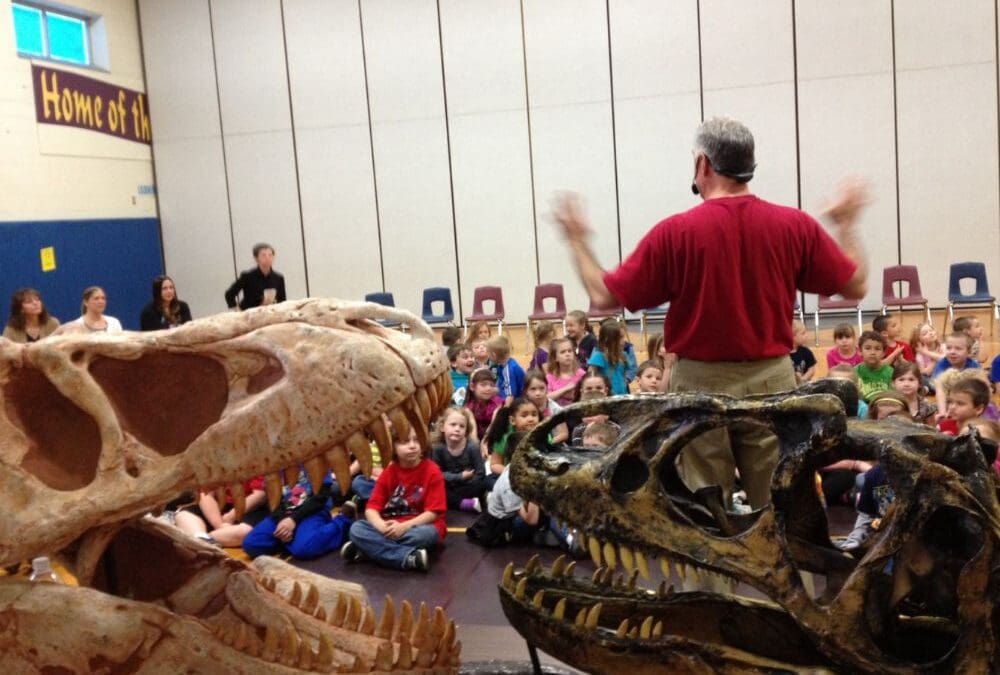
[[435, 0, 463, 321], [279, 0, 310, 297], [207, 0, 238, 278], [605, 0, 622, 263], [520, 0, 540, 285], [358, 0, 386, 292], [890, 0, 902, 265]]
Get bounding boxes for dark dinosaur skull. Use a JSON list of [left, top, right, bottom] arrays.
[[501, 381, 1000, 673]]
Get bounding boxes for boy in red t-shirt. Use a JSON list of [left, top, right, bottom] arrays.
[[342, 426, 446, 571]]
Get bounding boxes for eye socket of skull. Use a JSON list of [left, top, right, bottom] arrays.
[[610, 453, 650, 494]]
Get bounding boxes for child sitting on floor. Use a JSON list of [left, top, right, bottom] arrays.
[[891, 361, 936, 425], [529, 321, 555, 371], [465, 367, 503, 443], [856, 331, 893, 402], [937, 374, 992, 435], [342, 426, 447, 572], [588, 319, 635, 395], [635, 359, 664, 393], [910, 322, 944, 385], [243, 468, 353, 559], [932, 333, 981, 415], [488, 334, 525, 404], [581, 421, 620, 449], [523, 369, 568, 443], [827, 322, 863, 369], [467, 321, 492, 343], [447, 343, 476, 406], [873, 314, 913, 365], [468, 336, 491, 370], [547, 337, 586, 406], [430, 407, 485, 513], [825, 364, 869, 418], [790, 320, 817, 384], [175, 478, 268, 548], [484, 397, 541, 487], [566, 310, 597, 368], [953, 315, 985, 363]]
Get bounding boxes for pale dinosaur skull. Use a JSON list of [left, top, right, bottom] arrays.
[[502, 381, 1000, 674], [0, 299, 460, 673]]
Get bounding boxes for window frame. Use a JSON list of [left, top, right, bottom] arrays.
[[12, 1, 94, 68]]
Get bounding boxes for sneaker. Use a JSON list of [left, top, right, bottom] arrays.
[[459, 498, 481, 513], [403, 548, 429, 572], [340, 541, 361, 562], [340, 499, 358, 521]]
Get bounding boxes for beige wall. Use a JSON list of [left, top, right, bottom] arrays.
[[139, 0, 1000, 320], [0, 0, 156, 221]]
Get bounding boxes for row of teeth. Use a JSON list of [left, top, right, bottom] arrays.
[[214, 575, 460, 671], [507, 555, 680, 597], [552, 527, 712, 586], [502, 560, 666, 640], [197, 373, 451, 515]]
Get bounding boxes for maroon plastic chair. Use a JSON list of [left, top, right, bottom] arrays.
[[464, 286, 506, 336], [526, 283, 567, 349], [640, 304, 669, 344], [881, 265, 930, 323], [813, 295, 862, 346], [587, 301, 624, 323]]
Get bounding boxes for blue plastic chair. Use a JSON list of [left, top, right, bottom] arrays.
[[421, 287, 455, 326], [364, 292, 401, 328], [947, 262, 998, 335]]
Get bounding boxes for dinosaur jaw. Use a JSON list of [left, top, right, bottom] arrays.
[[0, 517, 461, 673]]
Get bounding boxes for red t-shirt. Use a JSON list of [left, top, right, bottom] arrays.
[[604, 195, 856, 361], [367, 459, 448, 542], [886, 340, 915, 363]]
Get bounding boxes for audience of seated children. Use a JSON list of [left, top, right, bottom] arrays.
[[646, 333, 674, 391], [342, 426, 446, 572], [866, 390, 908, 421], [826, 322, 863, 369], [488, 335, 525, 404], [953, 315, 984, 362], [932, 333, 981, 413], [825, 364, 869, 418], [465, 368, 503, 446], [910, 322, 944, 385], [569, 373, 621, 446], [635, 360, 663, 393], [546, 337, 586, 406], [55, 286, 123, 334], [3, 288, 60, 342], [529, 321, 555, 371], [565, 310, 597, 368], [855, 331, 894, 402], [468, 336, 491, 370], [175, 479, 268, 547], [140, 275, 193, 331], [872, 314, 913, 365], [891, 361, 936, 424], [430, 408, 485, 513], [587, 319, 636, 395], [447, 344, 475, 406], [243, 468, 353, 559], [937, 376, 991, 435], [483, 397, 541, 489], [790, 320, 817, 384], [523, 369, 568, 443]]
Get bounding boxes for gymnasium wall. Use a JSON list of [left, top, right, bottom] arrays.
[[0, 0, 161, 328], [138, 0, 1000, 323]]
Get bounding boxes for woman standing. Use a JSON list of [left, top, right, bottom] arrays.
[[3, 288, 60, 342], [56, 286, 123, 334], [140, 275, 192, 330]]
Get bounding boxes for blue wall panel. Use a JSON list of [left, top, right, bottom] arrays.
[[0, 218, 163, 331]]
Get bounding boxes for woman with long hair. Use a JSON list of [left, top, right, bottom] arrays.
[[3, 288, 59, 342], [140, 275, 193, 330], [55, 286, 123, 334]]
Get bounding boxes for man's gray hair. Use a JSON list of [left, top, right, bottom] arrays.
[[693, 116, 756, 183]]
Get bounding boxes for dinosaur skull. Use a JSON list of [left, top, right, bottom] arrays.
[[0, 298, 450, 571], [502, 381, 1000, 673]]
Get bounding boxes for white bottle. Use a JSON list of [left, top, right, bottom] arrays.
[[28, 556, 60, 583]]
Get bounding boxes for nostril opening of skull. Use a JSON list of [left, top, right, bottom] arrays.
[[610, 454, 649, 494], [70, 350, 85, 363]]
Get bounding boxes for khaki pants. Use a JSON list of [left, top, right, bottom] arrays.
[[669, 356, 796, 510]]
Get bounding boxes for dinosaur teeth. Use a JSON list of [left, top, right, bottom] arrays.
[[367, 418, 394, 469], [314, 606, 326, 622], [330, 592, 348, 627], [514, 577, 528, 599], [591, 566, 605, 585], [387, 408, 412, 444], [574, 607, 587, 628], [436, 622, 457, 666], [525, 553, 541, 574], [397, 600, 414, 640], [316, 634, 335, 670], [659, 556, 671, 579], [288, 582, 302, 607], [395, 634, 414, 669], [553, 598, 566, 620], [360, 605, 376, 634], [585, 603, 602, 630], [550, 554, 567, 578], [346, 596, 363, 631], [265, 474, 283, 512], [296, 640, 314, 670], [262, 624, 279, 662], [563, 561, 576, 578], [280, 627, 300, 666], [589, 537, 602, 567], [374, 641, 394, 671], [376, 595, 395, 639], [639, 616, 654, 639], [403, 397, 430, 449], [502, 562, 514, 589], [603, 542, 618, 570], [600, 566, 614, 586], [616, 619, 630, 638], [676, 561, 687, 583], [620, 545, 636, 574], [301, 583, 318, 615], [612, 573, 624, 589], [345, 432, 372, 478], [635, 550, 651, 581], [627, 568, 639, 591], [303, 456, 327, 495], [230, 482, 246, 519], [652, 620, 664, 639], [414, 386, 432, 422], [532, 590, 545, 609], [324, 447, 353, 499]]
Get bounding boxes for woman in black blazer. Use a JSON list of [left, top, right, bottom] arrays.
[[140, 275, 193, 331]]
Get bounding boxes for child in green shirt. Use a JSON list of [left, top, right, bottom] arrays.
[[856, 330, 893, 402]]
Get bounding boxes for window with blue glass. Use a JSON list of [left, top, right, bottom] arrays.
[[11, 2, 91, 66]]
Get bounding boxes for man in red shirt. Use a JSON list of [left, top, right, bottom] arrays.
[[553, 116, 869, 511]]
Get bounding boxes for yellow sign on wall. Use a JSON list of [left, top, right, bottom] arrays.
[[40, 246, 56, 272]]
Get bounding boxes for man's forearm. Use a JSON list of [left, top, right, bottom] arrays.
[[569, 240, 618, 309]]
